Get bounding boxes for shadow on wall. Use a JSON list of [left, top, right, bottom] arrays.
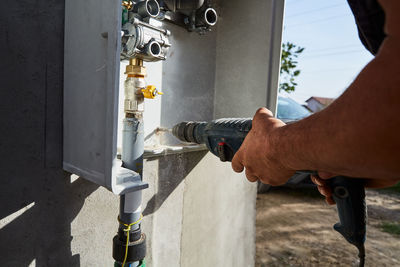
[[143, 151, 208, 216], [0, 170, 98, 266], [0, 0, 100, 265]]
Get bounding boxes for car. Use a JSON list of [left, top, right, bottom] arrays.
[[257, 95, 313, 193]]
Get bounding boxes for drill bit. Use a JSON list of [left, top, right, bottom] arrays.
[[155, 127, 172, 134]]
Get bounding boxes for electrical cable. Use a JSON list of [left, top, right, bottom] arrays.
[[301, 66, 362, 74], [302, 49, 365, 59], [305, 44, 360, 53], [285, 14, 351, 28], [285, 0, 307, 5], [118, 214, 144, 267], [286, 3, 345, 18]]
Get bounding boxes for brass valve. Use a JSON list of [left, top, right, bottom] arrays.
[[142, 85, 163, 99]]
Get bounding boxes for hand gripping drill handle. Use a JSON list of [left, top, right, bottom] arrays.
[[172, 118, 366, 266]]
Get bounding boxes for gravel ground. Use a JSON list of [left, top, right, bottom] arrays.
[[256, 187, 400, 267]]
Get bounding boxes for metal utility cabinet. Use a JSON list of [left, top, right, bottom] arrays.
[[63, 0, 284, 266]]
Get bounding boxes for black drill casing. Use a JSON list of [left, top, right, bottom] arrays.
[[184, 118, 252, 161]]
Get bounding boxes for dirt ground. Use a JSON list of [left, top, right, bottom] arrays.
[[256, 187, 400, 267]]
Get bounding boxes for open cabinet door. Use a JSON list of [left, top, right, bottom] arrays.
[[64, 0, 145, 194]]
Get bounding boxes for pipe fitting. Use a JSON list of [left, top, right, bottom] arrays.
[[121, 19, 170, 61], [133, 0, 160, 18], [161, 1, 218, 34], [197, 7, 217, 26], [125, 58, 147, 77], [146, 41, 162, 57]]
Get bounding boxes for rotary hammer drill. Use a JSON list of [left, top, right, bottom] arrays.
[[171, 118, 367, 266]]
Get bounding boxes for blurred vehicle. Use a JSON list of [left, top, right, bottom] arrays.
[[277, 95, 311, 123], [257, 95, 313, 193]]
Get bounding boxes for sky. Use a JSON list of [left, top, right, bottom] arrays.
[[282, 0, 374, 103]]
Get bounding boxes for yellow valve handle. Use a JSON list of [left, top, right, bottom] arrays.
[[142, 85, 163, 99]]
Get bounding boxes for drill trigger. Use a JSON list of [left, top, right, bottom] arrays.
[[217, 142, 228, 162]]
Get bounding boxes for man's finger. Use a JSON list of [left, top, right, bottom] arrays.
[[231, 151, 244, 173], [311, 175, 326, 186], [317, 185, 332, 198], [326, 197, 336, 205], [252, 107, 274, 125], [318, 171, 335, 179], [255, 107, 274, 117], [245, 169, 259, 182]]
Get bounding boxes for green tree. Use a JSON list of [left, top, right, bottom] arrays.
[[279, 42, 305, 93]]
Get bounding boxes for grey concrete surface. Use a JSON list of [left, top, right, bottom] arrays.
[[180, 153, 256, 267], [142, 151, 256, 267]]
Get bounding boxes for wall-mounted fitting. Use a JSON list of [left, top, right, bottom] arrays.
[[121, 18, 171, 61], [160, 0, 218, 34]]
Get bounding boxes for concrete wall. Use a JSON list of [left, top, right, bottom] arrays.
[[141, 152, 256, 267]]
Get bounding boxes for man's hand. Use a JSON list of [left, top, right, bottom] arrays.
[[231, 108, 295, 185]]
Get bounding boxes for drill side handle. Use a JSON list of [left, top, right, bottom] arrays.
[[300, 171, 367, 256], [328, 176, 366, 247]]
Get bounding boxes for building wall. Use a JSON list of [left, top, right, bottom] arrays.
[[0, 1, 249, 266]]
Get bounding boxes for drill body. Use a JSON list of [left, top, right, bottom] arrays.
[[172, 118, 367, 266], [173, 118, 252, 162]]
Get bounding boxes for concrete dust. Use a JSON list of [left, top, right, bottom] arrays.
[[256, 187, 400, 267]]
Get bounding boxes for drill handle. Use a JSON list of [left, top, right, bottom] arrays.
[[328, 176, 367, 247]]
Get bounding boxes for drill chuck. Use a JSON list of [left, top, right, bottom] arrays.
[[172, 119, 252, 161], [172, 121, 206, 144]]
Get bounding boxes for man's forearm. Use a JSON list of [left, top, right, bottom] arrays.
[[273, 37, 400, 180]]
